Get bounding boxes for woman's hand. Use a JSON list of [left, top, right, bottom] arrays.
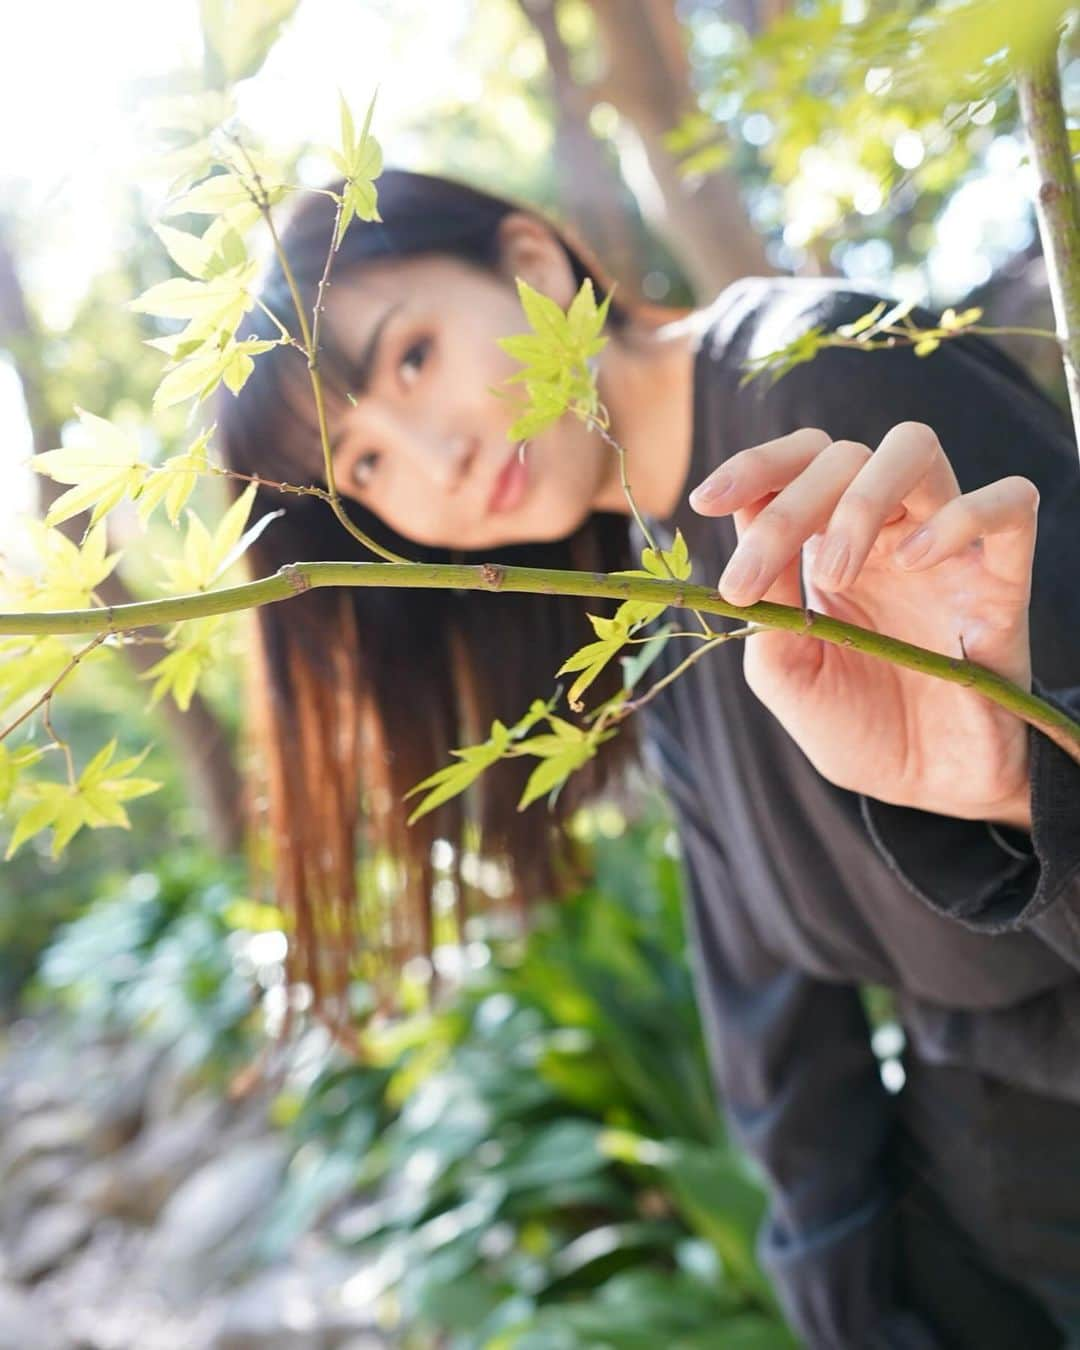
[[688, 423, 1039, 829]]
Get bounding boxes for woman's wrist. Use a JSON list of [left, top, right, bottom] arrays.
[[986, 769, 1033, 834]]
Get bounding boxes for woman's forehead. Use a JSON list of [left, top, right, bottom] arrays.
[[330, 253, 492, 328]]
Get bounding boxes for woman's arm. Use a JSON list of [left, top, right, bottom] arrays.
[[691, 289, 1080, 969], [643, 712, 943, 1349]]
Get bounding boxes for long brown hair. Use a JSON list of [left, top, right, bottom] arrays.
[[218, 170, 673, 1031]]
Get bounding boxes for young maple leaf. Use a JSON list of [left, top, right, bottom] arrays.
[[4, 739, 160, 860], [496, 278, 612, 440], [328, 92, 383, 246], [30, 409, 149, 531]]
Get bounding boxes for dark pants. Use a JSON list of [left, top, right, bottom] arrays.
[[888, 1050, 1080, 1349]]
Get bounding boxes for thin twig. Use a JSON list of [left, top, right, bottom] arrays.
[[617, 626, 758, 715], [587, 411, 716, 641], [227, 132, 411, 565], [0, 632, 108, 748], [42, 701, 76, 787], [207, 465, 335, 502], [309, 197, 342, 371], [253, 296, 302, 347]]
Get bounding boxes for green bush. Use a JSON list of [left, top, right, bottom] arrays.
[[267, 807, 797, 1349], [32, 849, 265, 1080]]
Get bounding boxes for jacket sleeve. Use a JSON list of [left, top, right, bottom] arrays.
[[641, 710, 943, 1350], [860, 683, 1080, 971], [754, 290, 1080, 970]]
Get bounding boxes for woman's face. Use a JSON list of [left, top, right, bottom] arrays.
[[316, 217, 616, 550]]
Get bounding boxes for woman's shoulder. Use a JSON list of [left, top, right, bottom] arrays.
[[692, 275, 1070, 454], [692, 275, 892, 376]]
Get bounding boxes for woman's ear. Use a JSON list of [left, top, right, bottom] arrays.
[[495, 211, 578, 309]]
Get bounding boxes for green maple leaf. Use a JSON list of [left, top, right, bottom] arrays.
[[0, 744, 43, 811], [31, 409, 149, 530], [135, 428, 214, 527], [402, 696, 555, 825], [497, 278, 612, 440], [142, 616, 227, 711], [4, 739, 161, 860], [329, 91, 383, 246], [517, 740, 594, 812], [157, 482, 281, 593], [0, 638, 82, 716]]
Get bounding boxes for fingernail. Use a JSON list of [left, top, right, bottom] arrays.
[[719, 548, 762, 601], [815, 536, 850, 588], [895, 526, 932, 567], [689, 472, 733, 509]]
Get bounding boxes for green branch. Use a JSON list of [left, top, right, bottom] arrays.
[[4, 560, 1078, 762], [1014, 35, 1080, 455]]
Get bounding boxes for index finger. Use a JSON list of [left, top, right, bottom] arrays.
[[688, 427, 832, 513]]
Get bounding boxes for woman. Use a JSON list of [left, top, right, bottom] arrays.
[[219, 170, 1080, 1349]]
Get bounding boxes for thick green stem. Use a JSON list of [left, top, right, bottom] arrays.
[[4, 560, 1078, 762], [1015, 37, 1080, 455]]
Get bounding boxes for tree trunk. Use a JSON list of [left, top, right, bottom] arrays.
[[0, 226, 245, 854], [517, 0, 647, 289], [585, 0, 775, 298]]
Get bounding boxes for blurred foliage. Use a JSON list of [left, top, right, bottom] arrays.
[[0, 674, 216, 1010], [262, 810, 797, 1348], [17, 792, 899, 1344], [676, 0, 1066, 284], [29, 846, 270, 1082]]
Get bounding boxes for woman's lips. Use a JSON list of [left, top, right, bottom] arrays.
[[486, 447, 530, 514]]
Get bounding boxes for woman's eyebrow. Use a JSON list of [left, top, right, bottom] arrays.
[[342, 303, 405, 396], [327, 302, 405, 453]]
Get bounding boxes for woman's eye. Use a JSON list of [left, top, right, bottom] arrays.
[[350, 451, 380, 489], [400, 336, 431, 384]]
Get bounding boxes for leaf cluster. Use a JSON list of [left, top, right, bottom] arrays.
[[326, 92, 384, 246], [5, 739, 160, 862], [672, 0, 1070, 252], [497, 278, 612, 440], [740, 298, 985, 387], [558, 531, 692, 711], [403, 688, 617, 824]]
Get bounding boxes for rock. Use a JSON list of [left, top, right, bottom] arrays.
[[0, 1153, 82, 1238], [6, 1204, 94, 1282], [72, 1093, 229, 1223], [141, 1045, 204, 1124], [0, 1109, 92, 1182], [148, 1137, 289, 1301], [82, 1040, 160, 1156], [207, 1266, 327, 1349], [0, 1279, 68, 1349]]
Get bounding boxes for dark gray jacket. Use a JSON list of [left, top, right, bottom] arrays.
[[635, 278, 1080, 1349]]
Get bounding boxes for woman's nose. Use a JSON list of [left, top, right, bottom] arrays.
[[413, 433, 477, 493]]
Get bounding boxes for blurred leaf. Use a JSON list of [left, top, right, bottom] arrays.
[[4, 738, 161, 861], [31, 410, 148, 530], [199, 0, 299, 86]]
